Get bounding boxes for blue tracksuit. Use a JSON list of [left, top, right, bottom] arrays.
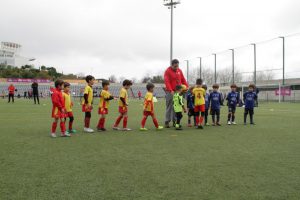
[[243, 91, 257, 109], [210, 91, 222, 110], [227, 91, 240, 111], [205, 92, 210, 110], [186, 90, 194, 110]]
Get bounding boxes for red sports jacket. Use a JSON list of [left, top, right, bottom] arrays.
[[51, 88, 64, 111], [164, 66, 188, 92]]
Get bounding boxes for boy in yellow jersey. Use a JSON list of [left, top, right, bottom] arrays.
[[140, 83, 164, 131], [192, 78, 206, 129], [63, 82, 76, 134], [113, 79, 133, 131], [97, 80, 114, 132], [82, 75, 95, 133]]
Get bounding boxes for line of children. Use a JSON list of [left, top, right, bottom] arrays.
[[50, 75, 258, 137]]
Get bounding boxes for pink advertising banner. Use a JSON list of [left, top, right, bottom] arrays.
[[275, 88, 291, 96], [6, 78, 51, 83]]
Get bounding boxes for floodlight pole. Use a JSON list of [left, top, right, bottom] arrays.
[[197, 57, 202, 79], [279, 37, 285, 86], [251, 43, 257, 85], [164, 0, 180, 65], [213, 54, 217, 83], [185, 60, 189, 84], [230, 49, 235, 84]]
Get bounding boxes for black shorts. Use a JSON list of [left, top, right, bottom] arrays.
[[228, 106, 236, 113], [244, 108, 254, 115], [211, 109, 220, 115], [188, 108, 195, 117]]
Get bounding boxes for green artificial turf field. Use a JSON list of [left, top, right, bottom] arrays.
[[0, 98, 300, 200]]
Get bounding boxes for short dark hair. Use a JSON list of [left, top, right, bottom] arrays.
[[249, 84, 255, 89], [54, 79, 64, 88], [175, 85, 182, 91], [123, 79, 133, 87], [146, 83, 155, 91], [202, 85, 207, 90], [213, 84, 219, 89], [85, 75, 95, 83], [64, 82, 70, 87], [196, 78, 203, 85], [102, 80, 110, 87], [171, 59, 179, 65], [231, 84, 237, 88]]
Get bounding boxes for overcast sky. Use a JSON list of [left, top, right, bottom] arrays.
[[1, 0, 300, 80]]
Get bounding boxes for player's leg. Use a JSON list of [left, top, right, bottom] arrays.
[[249, 109, 254, 124], [68, 114, 75, 133], [212, 109, 216, 125], [194, 111, 200, 126], [12, 94, 14, 103], [51, 118, 59, 137], [97, 113, 107, 131], [36, 94, 40, 104], [60, 118, 70, 137], [205, 109, 209, 125], [122, 112, 131, 131], [113, 107, 124, 129], [84, 111, 93, 132], [141, 113, 148, 130], [175, 112, 183, 130], [187, 109, 192, 127], [216, 109, 221, 126], [232, 107, 237, 124], [151, 113, 161, 129], [34, 94, 37, 104], [244, 108, 249, 124], [164, 92, 173, 127]]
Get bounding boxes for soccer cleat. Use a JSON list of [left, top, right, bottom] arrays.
[[197, 125, 204, 129], [84, 128, 94, 133], [205, 123, 210, 126], [250, 122, 256, 125], [112, 127, 120, 131], [231, 122, 237, 125], [187, 124, 193, 127], [212, 123, 216, 126], [156, 126, 164, 130], [122, 128, 132, 131], [68, 129, 77, 134], [61, 132, 71, 137], [216, 123, 221, 126], [97, 128, 107, 132], [227, 121, 231, 125], [50, 133, 57, 138], [140, 127, 148, 131]]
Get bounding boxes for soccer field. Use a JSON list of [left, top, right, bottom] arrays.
[[0, 98, 300, 200]]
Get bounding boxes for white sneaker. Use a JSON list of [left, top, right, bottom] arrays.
[[50, 133, 57, 138], [232, 122, 237, 125], [113, 127, 120, 131], [122, 128, 132, 131], [227, 121, 231, 125], [84, 127, 94, 133], [61, 132, 71, 137]]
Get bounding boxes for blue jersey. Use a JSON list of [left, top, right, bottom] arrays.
[[209, 91, 222, 110], [205, 92, 210, 109], [227, 91, 240, 107], [186, 90, 194, 109], [243, 91, 257, 109]]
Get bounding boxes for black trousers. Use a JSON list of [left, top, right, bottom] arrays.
[[244, 108, 254, 123], [33, 93, 40, 104], [175, 112, 183, 125], [8, 94, 14, 103], [211, 109, 220, 123]]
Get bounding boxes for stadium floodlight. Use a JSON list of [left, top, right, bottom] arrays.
[[163, 0, 181, 65], [184, 59, 189, 84], [229, 49, 235, 84], [279, 36, 285, 86], [197, 57, 202, 79], [213, 54, 217, 83]]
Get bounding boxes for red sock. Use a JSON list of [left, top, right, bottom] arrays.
[[200, 116, 204, 125], [114, 115, 123, 127], [153, 118, 159, 128], [102, 118, 106, 128], [60, 121, 66, 133], [85, 117, 90, 128], [123, 116, 128, 128], [97, 118, 105, 129], [196, 117, 199, 126], [69, 121, 73, 130], [141, 116, 147, 128], [51, 122, 57, 133]]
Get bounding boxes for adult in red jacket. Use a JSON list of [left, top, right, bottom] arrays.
[[8, 84, 15, 103], [164, 59, 188, 128]]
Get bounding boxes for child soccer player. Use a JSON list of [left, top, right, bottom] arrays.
[[186, 86, 196, 127], [209, 84, 223, 126], [243, 84, 257, 125], [63, 82, 76, 134], [82, 75, 95, 133], [173, 85, 187, 130], [226, 84, 240, 125], [202, 85, 210, 126], [51, 80, 70, 138], [97, 80, 114, 132], [113, 79, 133, 131], [192, 79, 206, 129], [140, 83, 164, 131]]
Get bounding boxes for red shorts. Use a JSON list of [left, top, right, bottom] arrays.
[[65, 112, 74, 118], [52, 107, 67, 119], [98, 108, 108, 115], [194, 105, 205, 113], [143, 111, 154, 117], [119, 106, 128, 114], [82, 105, 93, 112]]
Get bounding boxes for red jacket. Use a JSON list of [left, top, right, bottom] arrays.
[[164, 66, 188, 92], [51, 88, 64, 111], [8, 85, 15, 94]]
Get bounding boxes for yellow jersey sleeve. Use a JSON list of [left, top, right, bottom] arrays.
[[118, 88, 128, 107]]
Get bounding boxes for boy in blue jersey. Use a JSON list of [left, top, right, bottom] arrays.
[[209, 84, 223, 126], [243, 84, 257, 125], [186, 86, 196, 127], [226, 84, 240, 125], [202, 85, 210, 126]]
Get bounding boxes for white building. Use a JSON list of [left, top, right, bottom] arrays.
[[0, 42, 34, 67]]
